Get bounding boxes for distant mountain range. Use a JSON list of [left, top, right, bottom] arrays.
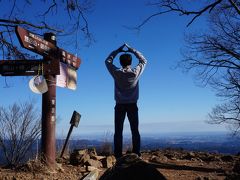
[[0, 131, 239, 165], [64, 131, 240, 155]]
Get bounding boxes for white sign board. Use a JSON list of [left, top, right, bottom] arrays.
[[56, 62, 77, 90]]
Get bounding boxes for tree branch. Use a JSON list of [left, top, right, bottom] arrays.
[[228, 0, 240, 14], [0, 18, 63, 32], [134, 10, 172, 30], [41, 0, 57, 16], [139, 0, 225, 28]]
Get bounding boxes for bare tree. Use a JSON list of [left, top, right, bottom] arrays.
[[183, 8, 240, 135], [138, 0, 240, 134], [0, 101, 41, 167], [0, 0, 94, 61]]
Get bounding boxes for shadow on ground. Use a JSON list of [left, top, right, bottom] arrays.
[[99, 154, 167, 180]]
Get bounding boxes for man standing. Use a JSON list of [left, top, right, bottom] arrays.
[[105, 44, 147, 158]]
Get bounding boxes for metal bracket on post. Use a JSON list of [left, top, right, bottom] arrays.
[[60, 111, 81, 158]]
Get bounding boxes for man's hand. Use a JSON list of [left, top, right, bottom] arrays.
[[116, 44, 126, 53], [124, 43, 135, 53], [115, 43, 136, 53]]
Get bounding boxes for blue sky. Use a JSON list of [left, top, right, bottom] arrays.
[[0, 0, 227, 138]]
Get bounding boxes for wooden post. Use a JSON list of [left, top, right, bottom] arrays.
[[41, 32, 57, 168], [60, 111, 81, 158]]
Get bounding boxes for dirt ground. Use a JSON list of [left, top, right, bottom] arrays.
[[0, 149, 239, 180]]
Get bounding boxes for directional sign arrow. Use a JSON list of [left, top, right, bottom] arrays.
[[15, 26, 56, 57], [15, 26, 81, 69], [0, 60, 60, 76]]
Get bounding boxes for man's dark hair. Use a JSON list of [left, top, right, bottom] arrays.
[[120, 53, 132, 67]]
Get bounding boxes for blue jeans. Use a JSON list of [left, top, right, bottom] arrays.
[[114, 103, 141, 158]]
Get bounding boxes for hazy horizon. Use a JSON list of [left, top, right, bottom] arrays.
[[56, 119, 231, 137]]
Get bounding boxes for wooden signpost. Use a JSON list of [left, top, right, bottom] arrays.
[[0, 59, 59, 76], [0, 26, 81, 168], [15, 26, 81, 69]]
